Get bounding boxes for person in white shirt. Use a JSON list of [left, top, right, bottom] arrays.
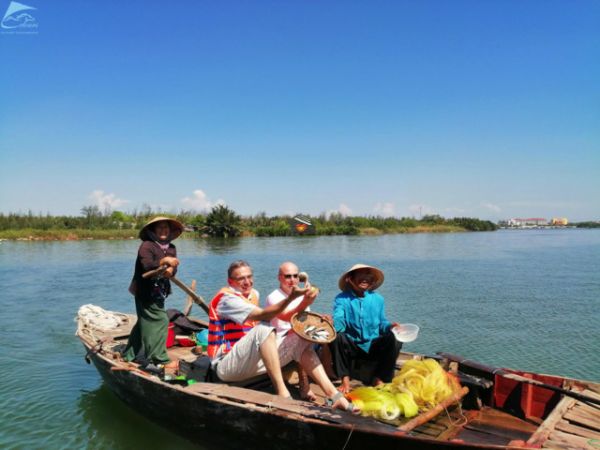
[[266, 262, 316, 400], [207, 260, 354, 411]]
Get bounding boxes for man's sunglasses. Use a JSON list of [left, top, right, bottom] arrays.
[[282, 273, 299, 279]]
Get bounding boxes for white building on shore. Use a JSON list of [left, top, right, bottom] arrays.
[[507, 218, 548, 227]]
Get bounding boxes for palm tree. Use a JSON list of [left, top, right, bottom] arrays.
[[204, 205, 241, 238]]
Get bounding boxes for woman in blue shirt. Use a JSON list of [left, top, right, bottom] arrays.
[[330, 264, 401, 393]]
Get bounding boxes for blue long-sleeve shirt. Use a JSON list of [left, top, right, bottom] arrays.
[[333, 290, 392, 353]]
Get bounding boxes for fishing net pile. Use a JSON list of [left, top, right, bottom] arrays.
[[346, 359, 462, 421], [76, 304, 130, 331]]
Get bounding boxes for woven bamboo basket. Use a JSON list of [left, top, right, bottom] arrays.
[[290, 311, 336, 344]]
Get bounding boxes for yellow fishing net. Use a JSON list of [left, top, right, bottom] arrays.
[[346, 358, 462, 421]]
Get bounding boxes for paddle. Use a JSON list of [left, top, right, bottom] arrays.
[[437, 352, 600, 407], [142, 266, 209, 314]]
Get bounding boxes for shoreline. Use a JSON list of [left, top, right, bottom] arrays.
[[0, 225, 471, 241]]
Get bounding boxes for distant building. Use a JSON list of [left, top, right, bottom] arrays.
[[507, 218, 548, 227], [551, 217, 568, 226]]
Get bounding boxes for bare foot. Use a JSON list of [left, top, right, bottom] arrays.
[[372, 377, 384, 387], [163, 360, 179, 375], [329, 391, 359, 413], [337, 376, 351, 394], [277, 388, 292, 399]]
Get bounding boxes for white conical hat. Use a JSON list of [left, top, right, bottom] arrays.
[[338, 263, 384, 291]]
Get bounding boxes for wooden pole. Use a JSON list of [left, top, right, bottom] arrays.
[[142, 266, 209, 314], [398, 387, 469, 433], [183, 279, 196, 316], [169, 276, 209, 314]]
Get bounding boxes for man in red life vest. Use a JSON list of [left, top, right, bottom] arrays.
[[208, 260, 354, 410]]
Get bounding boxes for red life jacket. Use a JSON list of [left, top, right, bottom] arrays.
[[207, 287, 259, 359]]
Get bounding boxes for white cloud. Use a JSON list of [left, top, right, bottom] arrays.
[[180, 189, 224, 211], [338, 203, 352, 216], [373, 202, 395, 217], [328, 203, 352, 217], [481, 202, 501, 213], [89, 190, 128, 211]]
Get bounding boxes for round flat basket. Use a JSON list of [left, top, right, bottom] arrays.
[[291, 311, 336, 344]]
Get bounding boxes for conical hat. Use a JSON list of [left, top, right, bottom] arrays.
[[338, 263, 384, 291], [139, 216, 184, 241]]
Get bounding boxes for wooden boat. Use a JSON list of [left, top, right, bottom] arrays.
[[76, 308, 600, 449]]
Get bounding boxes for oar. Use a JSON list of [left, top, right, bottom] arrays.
[[142, 266, 209, 314], [182, 279, 196, 316], [438, 352, 600, 406]]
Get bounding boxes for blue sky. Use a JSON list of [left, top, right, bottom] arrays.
[[1, 1, 599, 221]]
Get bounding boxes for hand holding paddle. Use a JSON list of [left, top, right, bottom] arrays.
[[142, 265, 209, 314]]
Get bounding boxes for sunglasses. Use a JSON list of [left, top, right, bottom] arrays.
[[282, 273, 299, 279]]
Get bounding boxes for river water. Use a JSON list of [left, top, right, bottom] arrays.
[[1, 230, 599, 449]]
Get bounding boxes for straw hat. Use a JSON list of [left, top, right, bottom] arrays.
[[338, 263, 384, 291], [139, 216, 184, 241]]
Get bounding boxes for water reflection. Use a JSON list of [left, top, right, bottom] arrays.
[[193, 238, 242, 255], [78, 386, 203, 450]]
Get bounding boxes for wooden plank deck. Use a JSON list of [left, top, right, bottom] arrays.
[[526, 386, 600, 450]]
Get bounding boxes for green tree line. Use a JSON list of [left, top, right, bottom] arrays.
[[0, 205, 498, 239]]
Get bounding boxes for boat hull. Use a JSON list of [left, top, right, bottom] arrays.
[[86, 345, 470, 450]]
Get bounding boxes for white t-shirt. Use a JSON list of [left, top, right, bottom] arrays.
[[265, 288, 309, 338], [216, 288, 260, 324]]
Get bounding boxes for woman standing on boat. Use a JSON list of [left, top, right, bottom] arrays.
[[123, 216, 182, 370]]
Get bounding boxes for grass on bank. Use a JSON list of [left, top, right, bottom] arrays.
[[0, 224, 468, 240]]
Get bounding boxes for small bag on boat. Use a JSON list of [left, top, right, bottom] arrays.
[[179, 356, 212, 382], [167, 309, 203, 334]]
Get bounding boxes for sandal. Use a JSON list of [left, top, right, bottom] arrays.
[[326, 391, 358, 413]]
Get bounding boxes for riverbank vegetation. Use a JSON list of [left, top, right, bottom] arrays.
[[575, 221, 600, 228], [0, 206, 498, 240]]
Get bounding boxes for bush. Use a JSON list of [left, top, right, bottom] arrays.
[[204, 205, 241, 238]]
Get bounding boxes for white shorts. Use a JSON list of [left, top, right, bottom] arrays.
[[214, 324, 311, 382]]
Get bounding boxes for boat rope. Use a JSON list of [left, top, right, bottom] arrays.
[[84, 336, 112, 363], [443, 403, 468, 428], [341, 425, 354, 450], [79, 326, 106, 346]]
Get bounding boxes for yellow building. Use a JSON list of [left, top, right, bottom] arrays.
[[551, 217, 568, 226]]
